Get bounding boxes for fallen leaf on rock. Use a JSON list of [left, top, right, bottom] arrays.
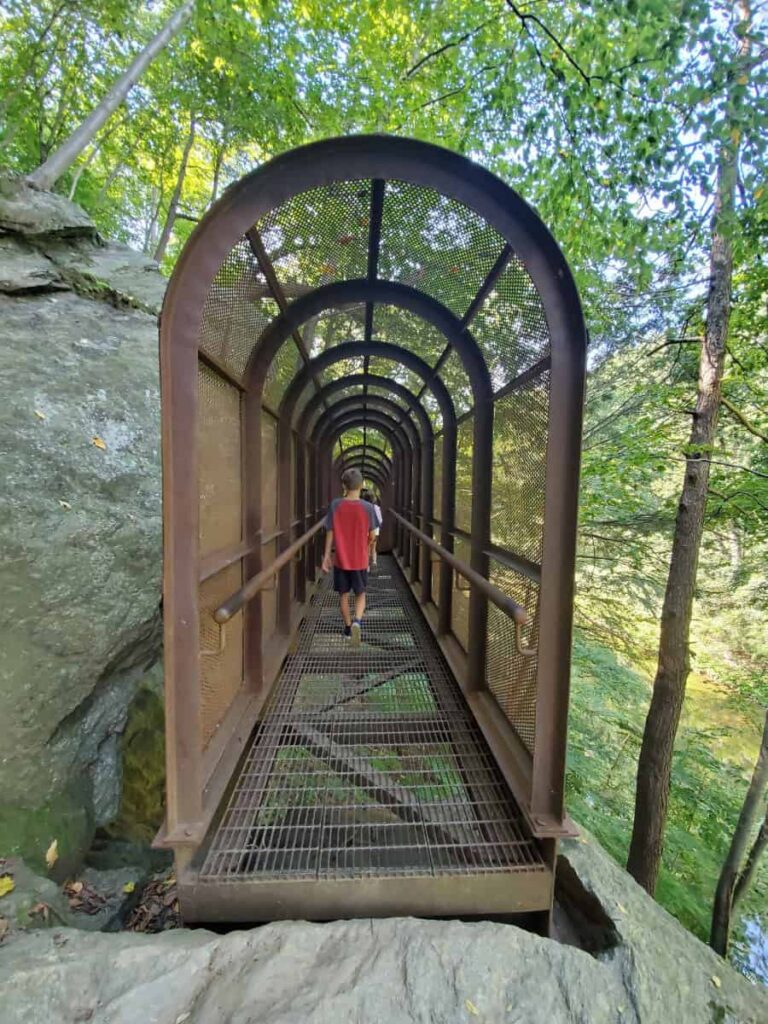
[[465, 999, 480, 1016], [0, 875, 15, 898], [91, 436, 107, 451], [58, 499, 72, 510], [123, 881, 135, 894], [711, 975, 722, 988], [616, 902, 627, 914], [45, 839, 58, 869], [34, 409, 46, 420], [175, 1014, 191, 1024], [29, 902, 51, 923]]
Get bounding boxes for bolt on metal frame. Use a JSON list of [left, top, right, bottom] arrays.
[[158, 135, 586, 925]]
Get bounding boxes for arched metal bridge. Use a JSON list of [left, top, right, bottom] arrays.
[[157, 135, 587, 929]]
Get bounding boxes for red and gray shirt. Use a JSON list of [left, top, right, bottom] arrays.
[[325, 499, 378, 570]]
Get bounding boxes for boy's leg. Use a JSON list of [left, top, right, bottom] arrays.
[[340, 591, 352, 626], [353, 590, 366, 621]]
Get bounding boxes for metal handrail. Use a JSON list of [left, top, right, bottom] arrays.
[[214, 519, 325, 624], [392, 511, 537, 656]]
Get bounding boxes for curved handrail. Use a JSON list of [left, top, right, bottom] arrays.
[[214, 519, 325, 624], [392, 512, 536, 656]]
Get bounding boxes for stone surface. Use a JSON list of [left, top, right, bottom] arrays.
[[0, 859, 71, 932], [0, 829, 766, 1023], [0, 175, 95, 236], [0, 193, 165, 874], [65, 866, 145, 933]]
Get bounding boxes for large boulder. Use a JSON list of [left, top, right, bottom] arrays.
[[0, 829, 766, 1022], [0, 179, 165, 876]]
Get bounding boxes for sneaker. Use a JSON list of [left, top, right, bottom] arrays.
[[343, 624, 352, 641], [350, 619, 362, 647]]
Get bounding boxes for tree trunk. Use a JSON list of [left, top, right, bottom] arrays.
[[27, 0, 195, 191], [153, 117, 196, 264], [733, 805, 768, 905], [210, 142, 225, 204], [710, 710, 768, 956], [626, 1, 752, 895]]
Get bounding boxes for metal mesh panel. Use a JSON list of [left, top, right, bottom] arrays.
[[433, 436, 442, 521], [421, 389, 443, 432], [306, 306, 367, 357], [373, 305, 446, 366], [491, 371, 550, 564], [199, 562, 244, 747], [379, 182, 506, 319], [320, 355, 366, 385], [257, 180, 371, 291], [486, 560, 540, 754], [261, 412, 278, 533], [366, 357, 423, 399], [455, 415, 473, 534], [198, 363, 242, 557], [200, 558, 544, 881], [470, 254, 550, 390], [199, 238, 280, 379], [451, 536, 471, 652], [438, 349, 473, 416], [263, 339, 305, 412]]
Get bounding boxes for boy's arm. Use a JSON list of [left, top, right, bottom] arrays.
[[322, 529, 334, 573]]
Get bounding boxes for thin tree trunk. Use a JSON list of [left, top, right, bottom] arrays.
[[95, 161, 124, 204], [627, 1, 752, 895], [210, 142, 225, 204], [710, 710, 768, 956], [733, 806, 768, 905], [153, 117, 196, 263], [27, 0, 195, 191]]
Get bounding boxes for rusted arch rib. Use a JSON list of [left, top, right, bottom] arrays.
[[278, 338, 455, 436], [333, 447, 394, 480], [248, 279, 491, 412], [299, 373, 432, 443], [314, 397, 420, 451], [332, 440, 394, 472]]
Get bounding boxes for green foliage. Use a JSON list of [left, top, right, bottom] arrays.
[[568, 632, 768, 962]]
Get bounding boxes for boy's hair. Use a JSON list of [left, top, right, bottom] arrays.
[[341, 467, 363, 491]]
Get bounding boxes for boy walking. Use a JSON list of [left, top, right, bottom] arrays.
[[322, 468, 379, 646]]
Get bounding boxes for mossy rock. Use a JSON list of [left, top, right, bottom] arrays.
[[105, 684, 165, 845]]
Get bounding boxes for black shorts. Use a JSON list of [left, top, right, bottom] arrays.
[[333, 567, 368, 595]]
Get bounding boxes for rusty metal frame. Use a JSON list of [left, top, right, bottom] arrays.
[[159, 134, 586, 912]]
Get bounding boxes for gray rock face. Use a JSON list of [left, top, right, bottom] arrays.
[[0, 830, 766, 1023], [0, 187, 165, 873], [0, 175, 95, 236]]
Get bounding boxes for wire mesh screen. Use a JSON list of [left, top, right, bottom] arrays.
[[491, 371, 550, 564], [257, 180, 371, 291], [486, 560, 540, 754], [455, 416, 473, 534], [373, 305, 446, 366], [451, 535, 471, 652], [378, 181, 505, 320], [437, 349, 473, 416], [198, 238, 280, 380], [471, 253, 550, 391], [198, 363, 242, 557], [199, 562, 244, 747], [264, 338, 305, 413]]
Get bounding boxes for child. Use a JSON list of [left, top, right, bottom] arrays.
[[361, 488, 383, 569], [322, 468, 379, 645]]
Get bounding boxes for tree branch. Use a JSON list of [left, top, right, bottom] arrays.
[[405, 17, 496, 78], [720, 396, 768, 442]]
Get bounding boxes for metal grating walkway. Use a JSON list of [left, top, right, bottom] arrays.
[[200, 557, 545, 883]]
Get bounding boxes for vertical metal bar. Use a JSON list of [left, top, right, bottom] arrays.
[[243, 388, 263, 695], [466, 397, 494, 690], [419, 438, 434, 604], [276, 416, 293, 635], [437, 424, 456, 634]]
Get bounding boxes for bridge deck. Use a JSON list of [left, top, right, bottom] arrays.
[[187, 557, 549, 921]]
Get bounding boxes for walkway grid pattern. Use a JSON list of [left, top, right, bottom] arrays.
[[200, 557, 545, 883]]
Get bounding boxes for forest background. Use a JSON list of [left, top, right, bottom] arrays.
[[0, 0, 766, 984]]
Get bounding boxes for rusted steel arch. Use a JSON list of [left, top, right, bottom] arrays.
[[331, 439, 395, 472], [314, 397, 420, 452], [278, 338, 455, 434], [280, 338, 450, 612], [298, 374, 432, 443], [158, 136, 588, 920], [248, 280, 492, 417]]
